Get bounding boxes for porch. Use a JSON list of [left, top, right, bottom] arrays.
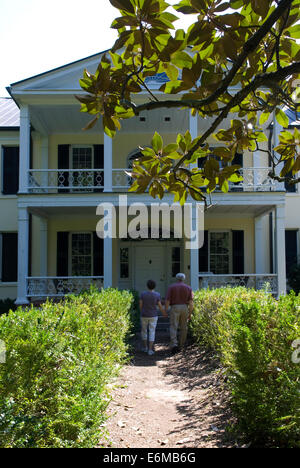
[[15, 193, 286, 303]]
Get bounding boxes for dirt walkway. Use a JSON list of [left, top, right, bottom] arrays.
[[98, 332, 242, 449]]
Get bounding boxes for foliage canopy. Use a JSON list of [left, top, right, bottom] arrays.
[[77, 0, 300, 204]]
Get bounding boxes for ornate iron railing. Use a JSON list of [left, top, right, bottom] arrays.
[[230, 167, 276, 191], [27, 276, 104, 297], [198, 274, 278, 294], [26, 167, 276, 193], [27, 169, 104, 193]]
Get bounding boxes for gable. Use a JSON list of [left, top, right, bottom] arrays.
[[9, 52, 105, 93]]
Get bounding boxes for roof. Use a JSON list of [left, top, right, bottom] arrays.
[[0, 97, 20, 128], [9, 50, 108, 90]]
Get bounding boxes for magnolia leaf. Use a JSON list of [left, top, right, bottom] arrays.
[[275, 109, 289, 128], [109, 0, 135, 14], [151, 132, 163, 152], [259, 111, 271, 125]]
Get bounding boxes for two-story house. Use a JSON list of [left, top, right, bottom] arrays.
[[0, 51, 297, 305]]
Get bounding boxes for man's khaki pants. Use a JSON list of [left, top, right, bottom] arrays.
[[169, 304, 189, 348]]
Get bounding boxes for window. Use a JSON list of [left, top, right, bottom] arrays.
[[171, 247, 181, 277], [72, 146, 93, 170], [71, 146, 93, 191], [71, 233, 92, 276], [120, 247, 129, 279], [209, 232, 230, 274], [2, 146, 19, 195], [1, 233, 18, 282]]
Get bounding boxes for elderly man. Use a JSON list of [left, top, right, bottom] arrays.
[[164, 273, 194, 354]]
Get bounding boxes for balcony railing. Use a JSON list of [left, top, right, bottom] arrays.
[[27, 276, 104, 298], [229, 167, 276, 191], [26, 167, 276, 193], [28, 169, 104, 193], [199, 274, 278, 294]]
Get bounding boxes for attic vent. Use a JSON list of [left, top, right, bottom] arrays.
[[164, 116, 171, 122], [139, 116, 146, 122]]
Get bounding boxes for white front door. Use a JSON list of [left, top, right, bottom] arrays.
[[134, 244, 166, 297]]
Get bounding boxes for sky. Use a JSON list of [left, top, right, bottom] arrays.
[[0, 0, 193, 97]]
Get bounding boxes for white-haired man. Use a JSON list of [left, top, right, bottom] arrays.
[[164, 273, 194, 354]]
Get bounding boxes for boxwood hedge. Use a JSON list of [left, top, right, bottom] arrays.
[[191, 287, 300, 447], [0, 288, 133, 448]]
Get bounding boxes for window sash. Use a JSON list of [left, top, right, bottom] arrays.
[[209, 231, 231, 274], [70, 233, 93, 277]]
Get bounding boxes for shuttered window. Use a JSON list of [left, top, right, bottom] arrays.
[[2, 146, 19, 195], [1, 233, 18, 282], [57, 144, 104, 192], [198, 230, 244, 274], [57, 232, 103, 277]]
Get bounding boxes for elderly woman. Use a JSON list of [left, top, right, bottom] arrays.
[[139, 279, 164, 356]]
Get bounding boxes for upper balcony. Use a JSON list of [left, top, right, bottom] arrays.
[[25, 166, 277, 194]]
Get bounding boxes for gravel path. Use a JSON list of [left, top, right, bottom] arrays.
[[98, 331, 241, 449]]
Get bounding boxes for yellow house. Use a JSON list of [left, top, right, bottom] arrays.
[[0, 51, 297, 304]]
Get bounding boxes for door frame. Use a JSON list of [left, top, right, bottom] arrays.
[[118, 239, 183, 293]]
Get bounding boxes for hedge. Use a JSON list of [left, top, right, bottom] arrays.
[[191, 287, 300, 447], [0, 287, 133, 448]]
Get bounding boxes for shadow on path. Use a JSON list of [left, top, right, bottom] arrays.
[[128, 330, 240, 448]]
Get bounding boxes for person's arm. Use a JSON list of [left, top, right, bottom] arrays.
[[139, 299, 143, 313], [164, 299, 170, 316], [158, 300, 165, 315]]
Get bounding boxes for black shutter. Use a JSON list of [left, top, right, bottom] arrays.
[[2, 233, 18, 282], [232, 230, 244, 274], [2, 146, 19, 195], [285, 172, 296, 193], [58, 145, 70, 193], [285, 230, 298, 276], [232, 152, 243, 166], [93, 232, 104, 276], [199, 230, 208, 272], [93, 144, 104, 193], [57, 232, 69, 276]]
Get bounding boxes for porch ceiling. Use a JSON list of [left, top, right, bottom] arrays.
[[30, 104, 189, 135], [205, 203, 275, 217]]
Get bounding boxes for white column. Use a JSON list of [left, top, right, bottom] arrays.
[[255, 215, 265, 274], [15, 208, 30, 305], [189, 203, 200, 291], [40, 218, 48, 276], [253, 150, 260, 188], [104, 133, 112, 192], [41, 136, 49, 189], [103, 207, 113, 288], [189, 112, 198, 170], [275, 204, 286, 296], [19, 106, 31, 194], [273, 115, 285, 191]]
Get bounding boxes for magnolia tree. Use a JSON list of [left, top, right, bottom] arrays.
[[77, 0, 300, 204]]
